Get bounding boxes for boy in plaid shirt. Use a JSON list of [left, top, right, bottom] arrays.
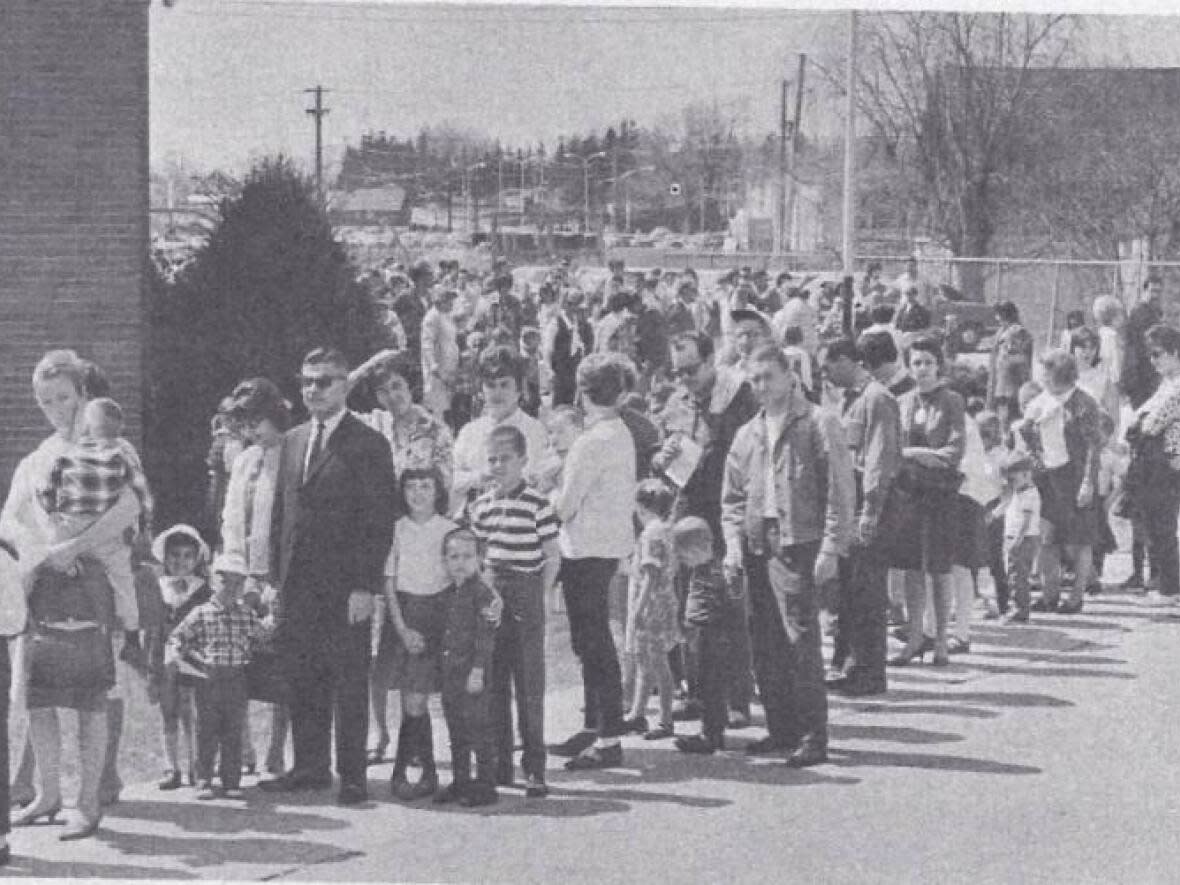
[[166, 557, 265, 799], [38, 397, 153, 658]]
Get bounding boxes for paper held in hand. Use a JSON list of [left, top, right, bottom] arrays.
[[664, 436, 703, 488]]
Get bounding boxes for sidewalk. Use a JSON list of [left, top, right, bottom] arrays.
[[6, 585, 1180, 882]]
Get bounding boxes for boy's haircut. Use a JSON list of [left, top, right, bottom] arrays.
[[548, 404, 584, 429], [478, 344, 523, 387], [869, 304, 895, 325], [488, 424, 528, 457], [303, 347, 349, 373], [857, 329, 899, 369], [750, 343, 793, 373], [87, 397, 124, 432], [671, 516, 715, 558], [823, 338, 859, 365], [635, 478, 676, 519], [371, 351, 418, 389], [606, 353, 639, 392], [673, 331, 714, 362], [906, 335, 945, 367], [399, 465, 449, 516], [442, 526, 481, 557], [576, 353, 626, 407]]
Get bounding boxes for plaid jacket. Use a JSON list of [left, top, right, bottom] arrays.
[[167, 597, 263, 671], [38, 438, 154, 526]]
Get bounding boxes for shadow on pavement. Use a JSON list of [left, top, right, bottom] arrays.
[[95, 829, 362, 870], [967, 650, 1126, 666], [829, 747, 1041, 775], [1, 855, 196, 879], [106, 798, 349, 835], [836, 702, 999, 719], [962, 662, 1135, 680], [877, 689, 1074, 708], [829, 723, 966, 745]]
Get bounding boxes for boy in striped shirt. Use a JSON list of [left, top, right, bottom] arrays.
[[468, 424, 561, 798]]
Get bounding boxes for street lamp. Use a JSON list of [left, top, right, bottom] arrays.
[[560, 151, 608, 233], [610, 165, 657, 234]]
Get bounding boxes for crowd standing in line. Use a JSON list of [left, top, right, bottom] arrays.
[[0, 255, 1174, 861]]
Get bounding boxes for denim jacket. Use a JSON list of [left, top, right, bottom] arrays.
[[721, 391, 855, 559]]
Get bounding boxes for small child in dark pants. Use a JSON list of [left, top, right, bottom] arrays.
[[434, 528, 502, 808], [166, 558, 263, 800], [671, 517, 743, 754]]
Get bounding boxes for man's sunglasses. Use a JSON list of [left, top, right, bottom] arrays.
[[300, 375, 345, 389]]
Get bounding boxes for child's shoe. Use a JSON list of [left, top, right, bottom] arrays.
[[158, 770, 182, 791], [675, 733, 724, 754]]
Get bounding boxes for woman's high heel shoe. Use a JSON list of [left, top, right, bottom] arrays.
[[11, 799, 63, 826], [59, 813, 101, 841]]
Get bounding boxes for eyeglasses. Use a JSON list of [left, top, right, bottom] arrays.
[[300, 374, 345, 390]]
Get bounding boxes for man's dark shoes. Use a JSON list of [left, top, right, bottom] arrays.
[[837, 678, 886, 697], [459, 784, 499, 807], [671, 699, 702, 721], [433, 781, 467, 804], [785, 744, 828, 768], [1030, 597, 1058, 613], [259, 770, 332, 793], [675, 733, 724, 755], [745, 736, 791, 756], [548, 730, 596, 758], [564, 744, 623, 770], [524, 774, 549, 798], [336, 782, 368, 806]]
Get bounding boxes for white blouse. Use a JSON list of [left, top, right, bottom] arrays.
[[219, 442, 280, 577]]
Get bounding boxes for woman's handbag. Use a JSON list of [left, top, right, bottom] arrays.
[[896, 461, 965, 497], [27, 621, 113, 691]]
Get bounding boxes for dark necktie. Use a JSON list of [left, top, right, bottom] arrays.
[[306, 421, 325, 480]]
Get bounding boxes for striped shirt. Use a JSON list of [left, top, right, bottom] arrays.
[[468, 482, 559, 573]]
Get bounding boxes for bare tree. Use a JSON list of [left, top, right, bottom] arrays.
[[851, 12, 1077, 290]]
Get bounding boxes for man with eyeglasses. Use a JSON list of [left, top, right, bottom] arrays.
[[261, 347, 397, 805], [654, 332, 759, 725]]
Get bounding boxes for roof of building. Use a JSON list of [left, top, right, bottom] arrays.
[[331, 184, 408, 213]]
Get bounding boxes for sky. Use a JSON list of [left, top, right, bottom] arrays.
[[150, 1, 1180, 177]]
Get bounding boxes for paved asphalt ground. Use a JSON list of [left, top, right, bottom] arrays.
[[6, 547, 1180, 883]]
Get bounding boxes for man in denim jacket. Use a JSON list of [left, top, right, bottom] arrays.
[[721, 344, 854, 767]]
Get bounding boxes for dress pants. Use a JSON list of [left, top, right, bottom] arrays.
[[560, 557, 625, 739], [442, 672, 495, 786], [490, 569, 547, 778], [195, 667, 249, 789], [1140, 461, 1180, 597], [831, 543, 888, 689], [744, 540, 828, 750], [0, 638, 9, 838], [282, 621, 370, 787]]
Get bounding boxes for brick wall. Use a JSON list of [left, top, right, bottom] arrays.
[[0, 0, 149, 491]]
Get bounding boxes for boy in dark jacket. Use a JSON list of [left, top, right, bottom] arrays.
[[434, 528, 502, 807]]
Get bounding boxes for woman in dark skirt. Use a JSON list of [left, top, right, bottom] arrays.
[[380, 468, 456, 801], [1019, 349, 1103, 614], [889, 337, 967, 667]]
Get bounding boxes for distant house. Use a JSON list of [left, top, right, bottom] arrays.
[[329, 185, 410, 226]]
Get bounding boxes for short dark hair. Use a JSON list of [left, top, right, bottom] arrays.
[[906, 335, 945, 368], [399, 466, 449, 516], [371, 351, 418, 389], [823, 339, 859, 364], [856, 329, 898, 369], [442, 526, 481, 558], [635, 478, 676, 519], [228, 377, 291, 431], [1146, 323, 1180, 357], [488, 424, 527, 457], [576, 353, 626, 407], [1068, 326, 1101, 366], [672, 331, 714, 362], [994, 300, 1020, 324], [478, 345, 523, 387], [870, 304, 895, 325], [749, 343, 793, 373], [303, 347, 349, 373]]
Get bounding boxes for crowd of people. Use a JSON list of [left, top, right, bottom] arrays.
[[0, 252, 1176, 864]]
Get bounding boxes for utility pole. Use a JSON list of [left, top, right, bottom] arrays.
[[778, 77, 788, 254], [785, 54, 806, 253], [842, 12, 858, 274], [304, 86, 330, 198]]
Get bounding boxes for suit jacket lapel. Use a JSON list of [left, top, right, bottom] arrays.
[[302, 413, 349, 487]]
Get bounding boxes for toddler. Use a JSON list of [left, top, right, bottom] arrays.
[[434, 528, 501, 807], [1002, 453, 1042, 623], [166, 557, 264, 800], [38, 397, 152, 655], [977, 410, 1010, 618], [622, 480, 682, 741], [148, 525, 212, 790]]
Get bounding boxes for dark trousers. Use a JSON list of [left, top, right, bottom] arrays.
[[283, 622, 370, 787], [831, 544, 888, 689], [673, 570, 754, 715], [698, 620, 739, 741], [490, 569, 547, 779], [1141, 462, 1180, 597], [1007, 536, 1041, 614], [442, 673, 494, 786], [745, 541, 827, 750], [195, 667, 249, 789], [987, 515, 1010, 612], [560, 557, 625, 739], [0, 638, 8, 837]]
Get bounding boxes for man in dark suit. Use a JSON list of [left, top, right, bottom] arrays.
[[394, 261, 433, 398], [548, 289, 594, 406], [260, 347, 397, 805]]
